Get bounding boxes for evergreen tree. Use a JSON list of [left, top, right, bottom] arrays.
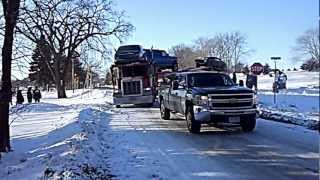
[[29, 36, 54, 88], [29, 37, 88, 90]]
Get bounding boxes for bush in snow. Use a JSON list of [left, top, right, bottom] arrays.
[[301, 58, 320, 72]]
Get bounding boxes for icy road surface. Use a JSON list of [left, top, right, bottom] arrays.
[[1, 89, 318, 180], [105, 104, 319, 180]]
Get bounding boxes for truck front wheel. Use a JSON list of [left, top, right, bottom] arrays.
[[160, 100, 170, 120], [186, 107, 201, 133], [240, 115, 256, 132]]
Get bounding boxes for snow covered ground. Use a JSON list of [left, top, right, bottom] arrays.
[[1, 89, 115, 179], [237, 71, 319, 130], [1, 86, 319, 180], [0, 71, 318, 179]]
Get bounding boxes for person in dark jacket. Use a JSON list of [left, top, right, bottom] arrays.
[[33, 86, 42, 103], [232, 72, 237, 84], [27, 87, 33, 103], [16, 90, 24, 105], [246, 74, 253, 89], [239, 80, 244, 87], [246, 73, 258, 90]]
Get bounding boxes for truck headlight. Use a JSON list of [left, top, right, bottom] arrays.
[[253, 94, 258, 104], [195, 95, 209, 106]]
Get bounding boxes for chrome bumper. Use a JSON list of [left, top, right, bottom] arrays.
[[193, 105, 257, 122]]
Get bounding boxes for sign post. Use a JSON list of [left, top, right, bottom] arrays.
[[270, 57, 281, 104]]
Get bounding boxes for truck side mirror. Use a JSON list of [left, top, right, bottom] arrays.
[[172, 80, 179, 90]]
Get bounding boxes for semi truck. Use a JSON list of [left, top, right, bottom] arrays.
[[111, 45, 177, 107]]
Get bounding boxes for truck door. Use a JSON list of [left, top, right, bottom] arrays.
[[171, 75, 185, 113], [176, 75, 187, 114], [169, 80, 178, 111]]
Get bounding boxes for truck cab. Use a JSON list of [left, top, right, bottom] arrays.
[[111, 45, 179, 107], [111, 45, 155, 107], [159, 70, 258, 133], [111, 62, 155, 107]]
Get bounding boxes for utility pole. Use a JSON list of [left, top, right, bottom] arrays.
[[71, 58, 74, 93], [271, 57, 281, 104], [37, 67, 40, 87]]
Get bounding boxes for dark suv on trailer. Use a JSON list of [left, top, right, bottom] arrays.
[[159, 70, 257, 133]]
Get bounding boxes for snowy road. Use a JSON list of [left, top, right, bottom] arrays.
[[106, 105, 319, 180], [2, 89, 318, 180]]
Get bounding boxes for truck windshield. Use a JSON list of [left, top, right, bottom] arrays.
[[188, 73, 234, 87]]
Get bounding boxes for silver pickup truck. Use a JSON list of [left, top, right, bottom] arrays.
[[158, 70, 258, 133]]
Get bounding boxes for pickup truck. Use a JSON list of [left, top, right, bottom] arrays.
[[158, 70, 257, 133], [114, 45, 146, 64], [144, 49, 178, 70]]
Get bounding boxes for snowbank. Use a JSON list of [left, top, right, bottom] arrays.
[[1, 89, 114, 179], [42, 108, 114, 179], [236, 71, 319, 130], [236, 71, 319, 90]]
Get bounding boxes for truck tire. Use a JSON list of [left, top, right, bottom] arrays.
[[160, 100, 170, 120], [240, 115, 256, 132], [186, 106, 201, 133]]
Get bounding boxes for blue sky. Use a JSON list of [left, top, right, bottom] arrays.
[[116, 0, 318, 69]]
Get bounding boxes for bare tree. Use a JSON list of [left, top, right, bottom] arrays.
[[194, 32, 250, 72], [169, 44, 198, 69], [0, 0, 21, 153], [194, 37, 213, 57], [170, 32, 251, 71], [293, 27, 319, 62], [16, 0, 133, 98], [230, 31, 251, 71]]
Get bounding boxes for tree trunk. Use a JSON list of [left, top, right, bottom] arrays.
[[0, 103, 10, 152], [59, 80, 67, 98], [53, 55, 67, 98], [55, 78, 66, 98], [0, 0, 21, 153]]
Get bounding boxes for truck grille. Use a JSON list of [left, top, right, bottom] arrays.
[[122, 80, 142, 95], [209, 93, 254, 109], [210, 94, 253, 99], [212, 102, 252, 108]]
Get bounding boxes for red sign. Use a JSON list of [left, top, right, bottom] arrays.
[[251, 63, 264, 75]]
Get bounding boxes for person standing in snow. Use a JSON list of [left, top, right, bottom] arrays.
[[246, 73, 253, 89], [33, 86, 42, 103], [232, 72, 237, 84], [275, 71, 287, 90], [283, 73, 287, 89], [27, 87, 33, 103], [239, 80, 244, 87], [16, 89, 24, 105]]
